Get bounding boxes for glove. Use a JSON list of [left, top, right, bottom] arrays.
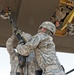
[[12, 25, 22, 36], [0, 7, 11, 20], [18, 39, 25, 45], [15, 29, 22, 36]]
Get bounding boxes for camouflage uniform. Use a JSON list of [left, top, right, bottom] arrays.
[[6, 33, 38, 75], [55, 6, 66, 22], [68, 0, 74, 2], [6, 34, 23, 75], [21, 32, 41, 75], [17, 27, 66, 75], [24, 51, 41, 75]]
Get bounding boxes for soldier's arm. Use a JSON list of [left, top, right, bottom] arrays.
[[16, 34, 40, 56], [6, 34, 16, 55]]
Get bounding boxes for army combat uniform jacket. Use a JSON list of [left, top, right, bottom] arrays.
[[17, 32, 66, 75], [6, 34, 22, 75]]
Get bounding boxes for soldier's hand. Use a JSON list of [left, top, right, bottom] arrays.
[[0, 7, 11, 20]]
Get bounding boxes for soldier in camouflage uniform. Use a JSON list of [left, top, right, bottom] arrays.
[[6, 31, 40, 75], [51, 4, 71, 28], [16, 21, 66, 75], [6, 34, 24, 75]]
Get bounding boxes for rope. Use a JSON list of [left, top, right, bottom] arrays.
[[66, 68, 74, 74]]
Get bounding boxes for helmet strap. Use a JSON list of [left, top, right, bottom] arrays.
[[46, 30, 53, 35]]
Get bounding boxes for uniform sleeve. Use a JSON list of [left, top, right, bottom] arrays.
[[21, 32, 32, 42], [6, 34, 16, 55], [17, 34, 41, 56]]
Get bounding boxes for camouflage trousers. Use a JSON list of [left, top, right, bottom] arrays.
[[23, 61, 36, 75], [42, 65, 66, 75]]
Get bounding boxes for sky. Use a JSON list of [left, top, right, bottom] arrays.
[[0, 47, 74, 75]]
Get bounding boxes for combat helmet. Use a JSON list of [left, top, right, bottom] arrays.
[[39, 21, 56, 35]]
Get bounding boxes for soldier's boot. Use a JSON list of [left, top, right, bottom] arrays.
[[35, 70, 42, 75], [16, 72, 20, 75]]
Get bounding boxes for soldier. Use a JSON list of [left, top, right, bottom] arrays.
[[16, 21, 66, 75], [6, 34, 24, 75], [6, 31, 42, 75], [6, 33, 35, 75], [51, 4, 71, 29]]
